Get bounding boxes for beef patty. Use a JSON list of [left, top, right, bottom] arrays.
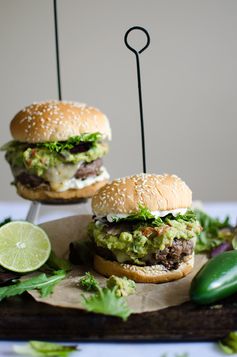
[[16, 172, 48, 188], [150, 238, 193, 269], [74, 158, 102, 179], [16, 158, 103, 188], [95, 238, 194, 270]]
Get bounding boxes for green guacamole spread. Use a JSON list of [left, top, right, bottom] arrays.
[[88, 211, 201, 265], [4, 141, 107, 177]]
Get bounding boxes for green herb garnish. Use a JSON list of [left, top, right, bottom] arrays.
[[194, 209, 232, 254], [110, 205, 196, 226], [2, 133, 102, 154], [79, 272, 132, 320], [13, 340, 78, 357], [82, 287, 132, 321], [219, 331, 237, 354], [79, 272, 99, 292], [39, 132, 102, 152], [0, 270, 66, 301]]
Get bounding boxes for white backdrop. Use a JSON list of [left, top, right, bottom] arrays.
[[1, 0, 237, 201]]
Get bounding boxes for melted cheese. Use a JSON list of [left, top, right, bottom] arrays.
[[50, 166, 109, 192]]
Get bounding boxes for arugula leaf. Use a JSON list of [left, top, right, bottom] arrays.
[[79, 272, 99, 292], [13, 340, 78, 357], [219, 331, 237, 354], [82, 287, 132, 321], [194, 209, 232, 254], [46, 251, 71, 272], [0, 217, 11, 227], [0, 270, 66, 301]]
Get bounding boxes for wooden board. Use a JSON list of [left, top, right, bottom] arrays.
[[0, 293, 236, 341]]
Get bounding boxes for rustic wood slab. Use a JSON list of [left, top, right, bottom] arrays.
[[0, 293, 236, 341]]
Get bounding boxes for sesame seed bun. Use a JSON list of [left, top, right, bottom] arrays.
[[92, 173, 192, 216], [16, 180, 108, 203], [94, 253, 194, 283], [10, 100, 111, 143]]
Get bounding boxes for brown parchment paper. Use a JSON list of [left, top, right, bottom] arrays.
[[28, 215, 207, 313]]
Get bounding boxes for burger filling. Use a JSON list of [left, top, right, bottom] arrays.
[[2, 132, 109, 192], [88, 207, 202, 270]]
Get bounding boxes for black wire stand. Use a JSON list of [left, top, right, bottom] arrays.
[[26, 23, 150, 223], [26, 0, 88, 223], [124, 26, 150, 173]]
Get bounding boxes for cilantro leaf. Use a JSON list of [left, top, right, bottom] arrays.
[[0, 270, 66, 301], [79, 272, 99, 292], [82, 287, 132, 321], [13, 340, 78, 357]]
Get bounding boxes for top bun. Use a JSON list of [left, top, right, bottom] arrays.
[[92, 173, 192, 216], [10, 100, 111, 143]]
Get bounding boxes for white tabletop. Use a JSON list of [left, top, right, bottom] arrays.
[[0, 200, 236, 357]]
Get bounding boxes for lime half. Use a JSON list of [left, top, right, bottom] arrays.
[[0, 221, 51, 273]]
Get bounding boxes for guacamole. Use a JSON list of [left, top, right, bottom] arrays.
[[89, 211, 201, 265], [5, 141, 108, 177], [107, 275, 136, 297]]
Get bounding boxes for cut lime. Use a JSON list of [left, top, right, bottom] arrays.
[[0, 221, 51, 273]]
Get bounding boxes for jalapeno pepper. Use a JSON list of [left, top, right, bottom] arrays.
[[190, 250, 237, 304]]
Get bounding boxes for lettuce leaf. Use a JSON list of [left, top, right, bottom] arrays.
[[1, 133, 103, 153], [39, 132, 103, 152], [110, 205, 195, 226]]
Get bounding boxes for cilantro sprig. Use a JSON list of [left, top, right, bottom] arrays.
[[79, 272, 99, 292], [82, 287, 132, 321]]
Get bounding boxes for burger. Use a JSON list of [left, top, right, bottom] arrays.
[[88, 173, 202, 283], [1, 100, 111, 202]]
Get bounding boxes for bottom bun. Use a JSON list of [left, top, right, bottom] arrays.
[[16, 180, 108, 203], [94, 253, 194, 283]]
